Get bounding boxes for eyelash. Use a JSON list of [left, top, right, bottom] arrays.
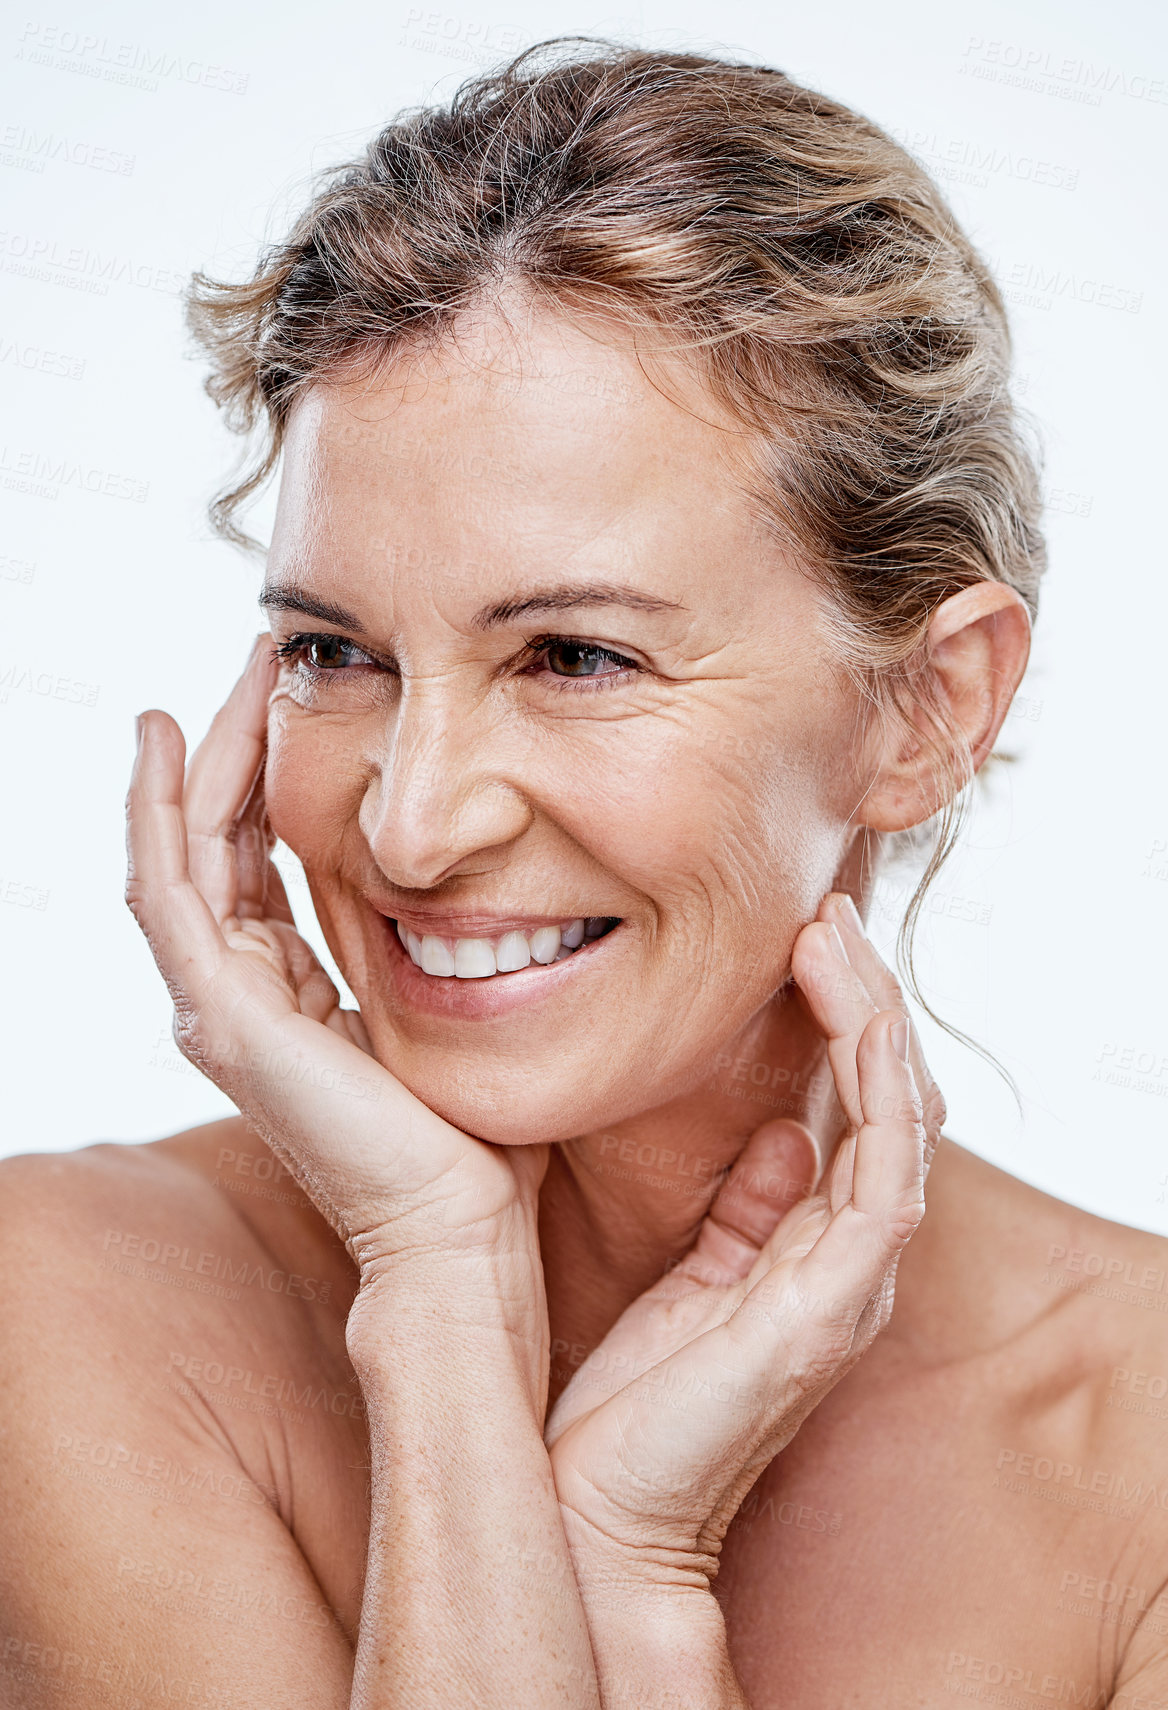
[[273, 632, 641, 695]]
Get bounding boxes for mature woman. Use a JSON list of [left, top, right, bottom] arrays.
[[4, 37, 1166, 1709]]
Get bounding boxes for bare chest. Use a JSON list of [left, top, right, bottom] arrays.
[[272, 1344, 1168, 1702], [712, 1362, 1168, 1707]]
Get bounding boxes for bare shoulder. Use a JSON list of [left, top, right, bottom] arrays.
[[0, 1116, 357, 1326], [0, 1116, 362, 1491], [931, 1137, 1168, 1342], [921, 1141, 1168, 1501], [0, 1123, 265, 1379], [0, 1124, 364, 1703]]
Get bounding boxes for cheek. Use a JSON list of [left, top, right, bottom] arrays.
[[264, 703, 361, 865], [566, 718, 849, 927]]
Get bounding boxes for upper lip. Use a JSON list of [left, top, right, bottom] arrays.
[[378, 906, 618, 939]]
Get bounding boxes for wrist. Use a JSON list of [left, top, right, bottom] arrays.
[[561, 1510, 747, 1710], [346, 1247, 549, 1402], [577, 1581, 746, 1710]]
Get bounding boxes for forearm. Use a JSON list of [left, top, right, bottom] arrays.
[[347, 1260, 601, 1710]]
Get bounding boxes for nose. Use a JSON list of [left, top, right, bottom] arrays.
[[357, 678, 534, 888]]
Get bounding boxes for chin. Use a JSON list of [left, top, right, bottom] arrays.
[[361, 1034, 651, 1147]]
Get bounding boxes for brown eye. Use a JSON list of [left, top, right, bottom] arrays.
[[308, 636, 350, 669], [543, 640, 629, 677], [275, 633, 379, 673]]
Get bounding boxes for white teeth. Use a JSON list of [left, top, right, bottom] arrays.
[[529, 926, 562, 965], [454, 938, 496, 979], [395, 917, 616, 978], [419, 935, 456, 977], [495, 931, 532, 972]]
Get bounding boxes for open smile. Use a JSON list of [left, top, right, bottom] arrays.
[[377, 913, 624, 1020], [394, 916, 620, 978]]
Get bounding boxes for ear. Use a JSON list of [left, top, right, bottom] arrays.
[[857, 582, 1032, 835]]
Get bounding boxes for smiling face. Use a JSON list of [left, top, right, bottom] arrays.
[[261, 298, 874, 1145]]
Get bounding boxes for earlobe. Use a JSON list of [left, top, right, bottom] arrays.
[[856, 582, 1032, 835]]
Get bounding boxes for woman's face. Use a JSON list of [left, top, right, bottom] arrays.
[[262, 301, 873, 1145]]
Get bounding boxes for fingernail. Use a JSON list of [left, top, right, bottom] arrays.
[[837, 893, 866, 936], [890, 1017, 910, 1062], [825, 923, 850, 965], [134, 713, 143, 747]]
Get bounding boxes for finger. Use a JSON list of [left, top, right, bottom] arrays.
[[820, 892, 946, 1138], [683, 1120, 819, 1286], [796, 1011, 927, 1318], [126, 711, 232, 1000], [235, 772, 295, 926], [327, 1006, 374, 1055], [819, 893, 904, 1009], [236, 919, 345, 1027], [826, 1132, 856, 1214], [789, 920, 879, 1132], [182, 636, 278, 924], [850, 1010, 927, 1222]]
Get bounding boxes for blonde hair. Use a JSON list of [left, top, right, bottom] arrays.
[[187, 36, 1045, 1049]]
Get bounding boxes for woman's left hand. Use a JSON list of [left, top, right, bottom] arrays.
[[545, 893, 944, 1640]]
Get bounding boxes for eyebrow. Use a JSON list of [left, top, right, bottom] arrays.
[[469, 582, 686, 630], [258, 581, 687, 632], [259, 586, 364, 628]]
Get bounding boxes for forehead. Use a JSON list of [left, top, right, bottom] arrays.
[[270, 300, 780, 612]]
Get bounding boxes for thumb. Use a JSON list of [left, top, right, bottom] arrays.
[[686, 1119, 820, 1285]]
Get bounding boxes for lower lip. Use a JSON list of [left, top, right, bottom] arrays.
[[377, 916, 624, 1020]]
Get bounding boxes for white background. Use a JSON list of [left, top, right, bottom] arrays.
[[1, 0, 1165, 1232]]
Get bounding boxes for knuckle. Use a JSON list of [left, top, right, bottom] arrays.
[[171, 1006, 202, 1064], [171, 1000, 223, 1073], [124, 874, 157, 934], [924, 1083, 948, 1133], [885, 1188, 927, 1247]]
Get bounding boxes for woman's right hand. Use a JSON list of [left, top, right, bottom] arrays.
[[126, 638, 604, 1710], [125, 636, 550, 1292]]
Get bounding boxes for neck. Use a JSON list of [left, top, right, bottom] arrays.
[[538, 978, 839, 1405]]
